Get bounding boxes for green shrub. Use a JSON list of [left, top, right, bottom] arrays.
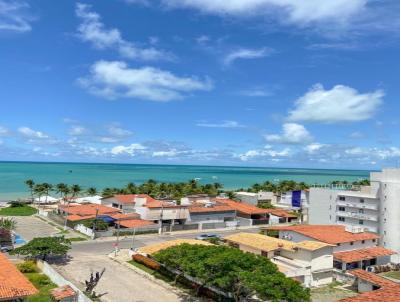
[[17, 261, 38, 273], [9, 201, 25, 207]]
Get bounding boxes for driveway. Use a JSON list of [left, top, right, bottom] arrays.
[[13, 216, 58, 241], [53, 249, 185, 302]]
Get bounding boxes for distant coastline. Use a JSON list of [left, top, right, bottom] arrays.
[[0, 161, 371, 200]]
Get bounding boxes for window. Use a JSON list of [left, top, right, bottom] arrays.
[[359, 209, 364, 214], [362, 240, 365, 244], [338, 217, 345, 222], [360, 199, 365, 203], [359, 220, 364, 225], [339, 196, 346, 201], [337, 243, 341, 246], [350, 242, 354, 245], [373, 239, 376, 243], [384, 231, 386, 235], [338, 206, 345, 211]]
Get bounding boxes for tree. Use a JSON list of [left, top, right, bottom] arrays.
[[70, 184, 82, 199], [42, 183, 53, 204], [153, 244, 310, 302], [87, 187, 98, 196], [25, 179, 35, 202], [56, 183, 70, 203], [33, 183, 45, 206], [0, 218, 16, 231], [10, 236, 71, 261]]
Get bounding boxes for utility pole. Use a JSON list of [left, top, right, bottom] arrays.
[[159, 203, 164, 235], [115, 220, 120, 256], [131, 227, 136, 250]]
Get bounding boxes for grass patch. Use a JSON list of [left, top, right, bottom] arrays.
[[69, 237, 87, 242], [19, 262, 57, 302], [0, 205, 37, 216], [381, 271, 400, 280], [128, 260, 172, 283]]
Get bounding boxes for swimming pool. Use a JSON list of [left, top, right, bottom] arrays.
[[14, 234, 26, 244]]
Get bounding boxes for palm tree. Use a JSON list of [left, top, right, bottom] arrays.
[[33, 183, 45, 207], [41, 183, 53, 204], [56, 183, 68, 200], [25, 179, 35, 202], [87, 187, 98, 196], [70, 184, 82, 200]]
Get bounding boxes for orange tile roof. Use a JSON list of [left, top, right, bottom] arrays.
[[50, 285, 76, 300], [66, 214, 96, 222], [338, 269, 400, 302], [61, 204, 120, 216], [189, 203, 235, 213], [334, 247, 396, 263], [117, 219, 156, 228], [0, 254, 38, 300], [338, 286, 400, 302], [349, 269, 396, 288], [265, 225, 379, 244], [109, 213, 140, 220], [105, 194, 186, 209], [214, 198, 270, 215], [264, 208, 297, 218]]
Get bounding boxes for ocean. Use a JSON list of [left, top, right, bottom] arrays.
[[0, 161, 371, 200]]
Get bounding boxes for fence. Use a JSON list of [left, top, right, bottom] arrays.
[[36, 260, 92, 302], [74, 224, 95, 238]]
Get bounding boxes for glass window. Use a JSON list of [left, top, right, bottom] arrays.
[[338, 206, 345, 211], [338, 217, 345, 222], [360, 199, 365, 203], [339, 196, 345, 201], [350, 242, 354, 245], [359, 220, 364, 225], [359, 209, 364, 214]]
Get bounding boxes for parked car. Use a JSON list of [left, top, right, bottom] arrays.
[[0, 244, 13, 253], [195, 234, 221, 241]]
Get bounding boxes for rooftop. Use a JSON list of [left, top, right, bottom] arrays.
[[60, 204, 120, 216], [188, 202, 235, 213], [117, 219, 156, 228], [334, 247, 396, 263], [338, 269, 400, 302], [105, 194, 186, 209], [214, 198, 270, 215], [225, 232, 332, 252], [137, 239, 212, 255], [0, 254, 38, 300], [264, 208, 297, 218], [265, 224, 379, 245]]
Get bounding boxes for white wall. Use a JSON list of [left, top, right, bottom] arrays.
[[309, 188, 336, 224]]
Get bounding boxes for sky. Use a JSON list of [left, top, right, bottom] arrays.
[[0, 0, 400, 169]]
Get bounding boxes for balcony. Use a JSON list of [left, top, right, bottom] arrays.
[[336, 211, 378, 222], [336, 202, 378, 211]]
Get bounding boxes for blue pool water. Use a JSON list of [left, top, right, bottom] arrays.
[[14, 234, 26, 244]]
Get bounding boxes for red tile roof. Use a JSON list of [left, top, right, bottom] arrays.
[[60, 204, 120, 216], [338, 270, 400, 302], [117, 219, 156, 228], [109, 213, 140, 220], [0, 254, 38, 300], [66, 214, 96, 222], [264, 208, 297, 218], [50, 285, 76, 300], [334, 247, 396, 263], [215, 198, 270, 215], [105, 194, 185, 209], [265, 225, 379, 244], [349, 269, 396, 288], [189, 202, 235, 213]]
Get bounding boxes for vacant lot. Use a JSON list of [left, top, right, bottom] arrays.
[[0, 205, 36, 216], [13, 216, 58, 241]]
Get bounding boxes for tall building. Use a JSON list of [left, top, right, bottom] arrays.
[[309, 168, 400, 263]]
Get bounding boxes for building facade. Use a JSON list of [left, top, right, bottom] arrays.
[[308, 168, 400, 263]]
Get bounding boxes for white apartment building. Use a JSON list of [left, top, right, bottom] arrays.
[[308, 168, 400, 262], [234, 191, 275, 205]]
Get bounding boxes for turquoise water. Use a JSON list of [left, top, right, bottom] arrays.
[[0, 161, 371, 200]]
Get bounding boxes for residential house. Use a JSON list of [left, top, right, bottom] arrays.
[[74, 195, 102, 205], [234, 191, 276, 205], [224, 232, 334, 287], [102, 194, 189, 224], [264, 225, 395, 271], [50, 285, 77, 302], [338, 269, 400, 302], [0, 253, 38, 301], [59, 204, 122, 223], [185, 200, 237, 230]]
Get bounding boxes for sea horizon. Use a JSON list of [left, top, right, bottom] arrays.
[[0, 161, 372, 200]]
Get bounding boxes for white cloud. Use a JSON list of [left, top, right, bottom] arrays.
[[288, 84, 384, 123], [0, 126, 10, 136], [76, 3, 171, 61], [162, 0, 366, 25], [111, 143, 146, 156], [152, 150, 178, 157], [223, 47, 272, 66], [68, 125, 88, 136], [304, 143, 325, 154], [196, 120, 245, 128], [237, 145, 291, 161], [18, 127, 49, 139], [239, 87, 273, 97], [265, 123, 313, 144], [107, 125, 132, 137], [0, 0, 33, 32], [79, 60, 213, 101], [349, 131, 365, 139]]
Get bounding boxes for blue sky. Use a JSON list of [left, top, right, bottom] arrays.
[[0, 0, 399, 168]]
